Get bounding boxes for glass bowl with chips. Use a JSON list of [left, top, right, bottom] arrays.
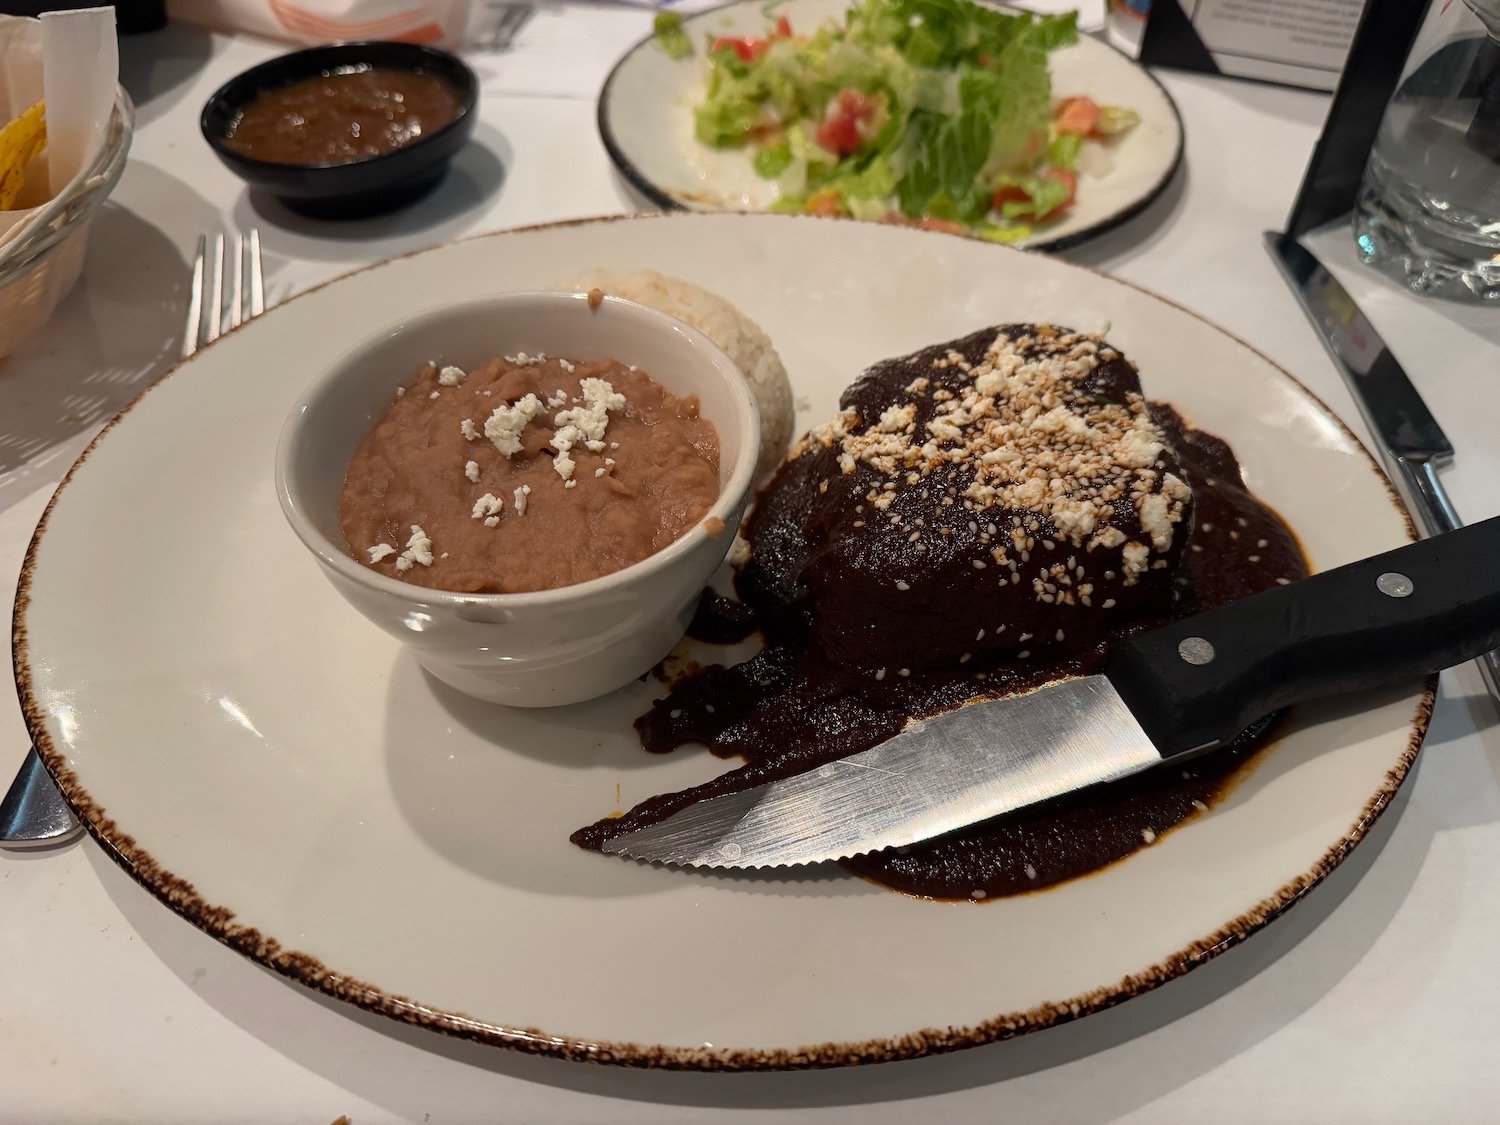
[[0, 87, 134, 359]]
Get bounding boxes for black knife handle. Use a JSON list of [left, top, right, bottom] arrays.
[[1105, 516, 1500, 758]]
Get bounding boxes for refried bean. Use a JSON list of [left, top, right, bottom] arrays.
[[339, 355, 720, 593]]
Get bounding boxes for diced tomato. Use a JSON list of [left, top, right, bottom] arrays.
[[916, 217, 968, 234], [1054, 96, 1100, 136], [773, 14, 793, 38], [815, 88, 874, 156], [990, 184, 1031, 211], [990, 168, 1078, 220], [805, 189, 847, 217], [881, 212, 969, 235], [1039, 167, 1077, 218], [710, 35, 768, 62]]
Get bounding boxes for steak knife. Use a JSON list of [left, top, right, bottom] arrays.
[[603, 516, 1500, 869], [1265, 230, 1500, 702]]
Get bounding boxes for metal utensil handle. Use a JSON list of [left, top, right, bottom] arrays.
[[0, 748, 82, 848], [1398, 457, 1500, 703]]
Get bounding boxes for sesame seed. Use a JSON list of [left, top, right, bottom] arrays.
[[896, 580, 910, 591], [1276, 577, 1291, 585], [1017, 650, 1030, 658], [972, 559, 987, 569], [669, 709, 682, 719], [1141, 827, 1156, 843], [971, 888, 987, 900], [1055, 629, 1065, 642], [1248, 554, 1261, 563], [875, 668, 887, 681], [960, 653, 972, 663], [1102, 598, 1116, 608], [898, 668, 910, 677], [976, 629, 986, 640], [1024, 863, 1037, 880], [1192, 799, 1208, 813]]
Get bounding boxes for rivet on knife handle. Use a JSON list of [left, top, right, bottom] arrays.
[[1106, 515, 1500, 759]]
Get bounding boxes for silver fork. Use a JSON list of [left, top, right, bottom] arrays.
[[0, 229, 266, 850]]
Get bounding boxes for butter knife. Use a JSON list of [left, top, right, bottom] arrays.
[[1264, 231, 1500, 702], [603, 516, 1500, 869]]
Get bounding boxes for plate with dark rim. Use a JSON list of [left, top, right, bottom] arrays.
[[598, 0, 1185, 252], [14, 213, 1427, 1070]]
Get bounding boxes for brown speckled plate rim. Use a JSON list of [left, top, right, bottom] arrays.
[[595, 2, 1187, 255], [11, 212, 1433, 1071]]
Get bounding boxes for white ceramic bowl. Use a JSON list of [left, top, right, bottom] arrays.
[[275, 290, 760, 707]]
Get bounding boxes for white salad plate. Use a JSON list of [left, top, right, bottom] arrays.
[[15, 213, 1425, 1070], [598, 0, 1185, 251]]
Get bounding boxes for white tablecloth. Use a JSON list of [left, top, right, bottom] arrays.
[[3, 11, 1499, 1122]]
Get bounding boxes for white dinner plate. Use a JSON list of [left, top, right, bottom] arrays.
[[15, 213, 1427, 1070], [598, 0, 1184, 251]]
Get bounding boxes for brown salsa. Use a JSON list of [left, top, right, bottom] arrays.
[[224, 66, 461, 165], [572, 325, 1310, 901]]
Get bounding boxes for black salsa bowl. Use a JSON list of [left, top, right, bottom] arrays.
[[201, 41, 479, 219]]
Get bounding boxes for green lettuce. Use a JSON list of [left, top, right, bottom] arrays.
[[690, 0, 1083, 230], [653, 12, 693, 60]]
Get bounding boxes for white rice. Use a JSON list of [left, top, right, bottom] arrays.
[[564, 269, 795, 481]]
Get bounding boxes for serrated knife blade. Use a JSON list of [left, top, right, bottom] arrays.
[[602, 676, 1159, 869], [602, 516, 1500, 870]]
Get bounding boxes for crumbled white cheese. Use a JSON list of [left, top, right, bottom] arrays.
[[438, 365, 467, 387], [1138, 493, 1173, 551], [460, 418, 479, 441], [429, 391, 440, 399], [504, 351, 547, 367], [878, 404, 916, 433], [484, 393, 545, 457], [559, 359, 575, 373], [594, 467, 607, 477], [395, 525, 433, 571], [464, 460, 481, 483], [367, 543, 396, 563], [483, 516, 500, 527], [513, 484, 531, 515], [471, 493, 505, 521], [395, 386, 406, 398], [550, 378, 626, 481]]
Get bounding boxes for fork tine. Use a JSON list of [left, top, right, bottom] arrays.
[[248, 228, 265, 318], [183, 234, 206, 359], [231, 234, 245, 330], [205, 233, 225, 345]]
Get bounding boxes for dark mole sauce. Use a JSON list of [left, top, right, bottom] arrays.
[[572, 329, 1309, 902], [224, 66, 461, 165]]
